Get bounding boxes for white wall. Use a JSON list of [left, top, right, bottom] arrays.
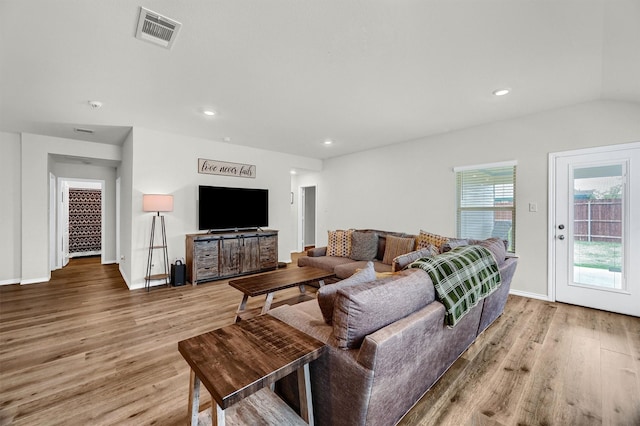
[[127, 128, 322, 289], [51, 162, 118, 263], [8, 99, 638, 294], [2, 129, 320, 288], [118, 130, 134, 287], [19, 133, 121, 284], [300, 100, 640, 298], [0, 132, 22, 284]]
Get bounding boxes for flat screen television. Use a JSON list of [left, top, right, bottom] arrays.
[[198, 185, 269, 231]]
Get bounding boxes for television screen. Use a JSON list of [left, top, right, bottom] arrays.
[[198, 186, 268, 231]]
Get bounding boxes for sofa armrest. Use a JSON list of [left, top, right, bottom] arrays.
[[306, 246, 327, 257]]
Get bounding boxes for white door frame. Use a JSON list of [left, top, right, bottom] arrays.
[[297, 185, 317, 252], [116, 177, 121, 264], [548, 141, 640, 304], [55, 178, 106, 268], [49, 172, 57, 270]]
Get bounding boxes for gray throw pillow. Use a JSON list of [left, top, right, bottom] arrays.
[[391, 244, 439, 271], [441, 238, 469, 253], [473, 237, 507, 265], [350, 232, 378, 261], [331, 269, 435, 349], [317, 261, 377, 324]]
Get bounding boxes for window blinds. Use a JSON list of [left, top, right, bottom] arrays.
[[455, 163, 516, 251]]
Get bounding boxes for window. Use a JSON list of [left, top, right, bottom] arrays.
[[455, 161, 516, 252]]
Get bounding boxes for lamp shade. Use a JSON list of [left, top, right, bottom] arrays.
[[143, 194, 174, 212]]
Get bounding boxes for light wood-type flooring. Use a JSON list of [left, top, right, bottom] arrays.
[[1, 257, 639, 425]]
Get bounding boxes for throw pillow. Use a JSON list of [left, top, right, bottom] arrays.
[[317, 261, 377, 324], [440, 238, 469, 253], [382, 235, 415, 265], [326, 229, 354, 257], [415, 230, 450, 252], [391, 244, 439, 272], [350, 231, 378, 261], [471, 237, 507, 266], [331, 269, 435, 349]]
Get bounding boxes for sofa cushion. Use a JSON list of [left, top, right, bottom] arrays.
[[332, 269, 435, 349], [297, 255, 355, 273], [350, 231, 379, 261], [334, 260, 392, 279], [326, 229, 354, 257], [376, 235, 387, 260], [382, 235, 415, 265], [317, 261, 377, 324], [391, 245, 439, 272], [416, 230, 450, 252]]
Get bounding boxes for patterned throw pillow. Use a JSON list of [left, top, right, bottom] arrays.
[[326, 229, 354, 257], [415, 230, 450, 252], [382, 235, 416, 265], [350, 231, 378, 261]]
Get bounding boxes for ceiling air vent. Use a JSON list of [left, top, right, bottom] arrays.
[[135, 7, 182, 49]]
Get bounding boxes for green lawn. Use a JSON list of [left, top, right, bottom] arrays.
[[573, 240, 622, 270]]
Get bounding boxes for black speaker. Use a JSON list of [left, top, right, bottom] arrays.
[[171, 260, 186, 286]]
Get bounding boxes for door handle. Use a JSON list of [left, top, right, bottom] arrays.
[[558, 224, 565, 230], [558, 235, 565, 240]]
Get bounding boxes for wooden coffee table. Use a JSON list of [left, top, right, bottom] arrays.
[[178, 315, 326, 426], [229, 267, 335, 322]]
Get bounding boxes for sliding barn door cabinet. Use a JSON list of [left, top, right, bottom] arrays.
[[185, 230, 278, 285]]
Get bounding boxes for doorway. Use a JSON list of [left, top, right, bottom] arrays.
[[56, 178, 105, 268], [299, 186, 316, 251], [549, 142, 640, 316]]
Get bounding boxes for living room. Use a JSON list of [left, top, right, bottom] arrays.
[[1, 0, 639, 424]]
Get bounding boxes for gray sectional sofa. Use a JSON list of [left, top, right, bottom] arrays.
[[271, 242, 518, 426], [297, 229, 423, 279]]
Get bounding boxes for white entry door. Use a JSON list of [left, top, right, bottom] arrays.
[[551, 142, 640, 316]]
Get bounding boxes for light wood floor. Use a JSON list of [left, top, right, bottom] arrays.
[[1, 257, 639, 426]]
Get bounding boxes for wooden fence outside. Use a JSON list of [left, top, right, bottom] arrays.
[[574, 198, 621, 243]]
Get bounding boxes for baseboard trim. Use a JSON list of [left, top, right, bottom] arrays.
[[509, 288, 552, 301], [20, 277, 50, 285], [128, 280, 168, 291], [0, 278, 20, 286]]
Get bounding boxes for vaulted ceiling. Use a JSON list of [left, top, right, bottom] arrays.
[[1, 0, 639, 159]]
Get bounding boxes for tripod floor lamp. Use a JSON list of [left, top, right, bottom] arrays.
[[143, 194, 173, 291]]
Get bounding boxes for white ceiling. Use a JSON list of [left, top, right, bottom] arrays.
[[1, 0, 639, 160]]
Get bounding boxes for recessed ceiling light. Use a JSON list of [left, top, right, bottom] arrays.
[[492, 88, 511, 96], [323, 139, 333, 145], [290, 170, 297, 175], [202, 109, 216, 116], [88, 100, 103, 109]]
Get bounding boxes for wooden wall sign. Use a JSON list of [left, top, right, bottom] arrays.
[[198, 158, 256, 178]]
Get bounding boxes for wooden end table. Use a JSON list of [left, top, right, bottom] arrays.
[[229, 267, 335, 322], [178, 315, 326, 426]]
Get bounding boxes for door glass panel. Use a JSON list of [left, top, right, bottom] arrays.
[[571, 164, 624, 289]]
